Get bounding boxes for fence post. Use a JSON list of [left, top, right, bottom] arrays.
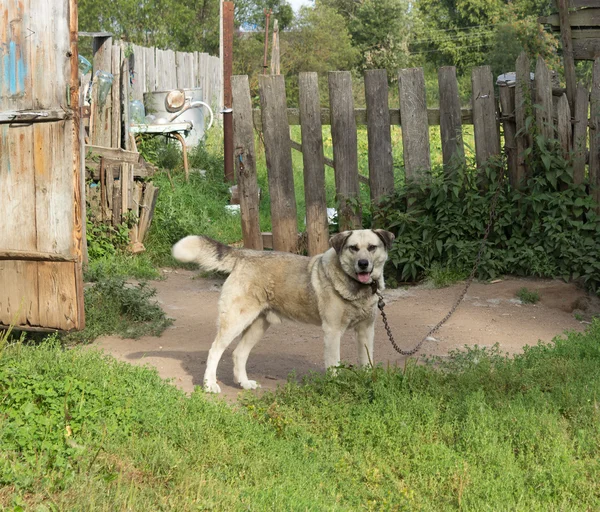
[[438, 66, 465, 170], [365, 70, 394, 205], [232, 75, 263, 250], [534, 56, 554, 142], [328, 71, 361, 230], [91, 35, 113, 147], [398, 67, 430, 182], [471, 66, 500, 172], [259, 75, 298, 252], [299, 72, 329, 255], [590, 58, 600, 211], [515, 52, 531, 186], [573, 83, 589, 186], [499, 84, 518, 187], [110, 45, 122, 149]]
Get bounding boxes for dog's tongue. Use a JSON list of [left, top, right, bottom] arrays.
[[357, 272, 371, 283]]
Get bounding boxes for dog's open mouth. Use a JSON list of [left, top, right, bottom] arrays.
[[357, 272, 371, 283]]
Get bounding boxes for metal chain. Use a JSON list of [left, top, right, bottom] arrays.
[[378, 167, 506, 356]]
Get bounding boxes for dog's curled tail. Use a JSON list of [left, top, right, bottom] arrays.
[[172, 235, 237, 273]]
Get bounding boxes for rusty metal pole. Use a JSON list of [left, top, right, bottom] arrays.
[[262, 9, 272, 75], [223, 1, 235, 183]]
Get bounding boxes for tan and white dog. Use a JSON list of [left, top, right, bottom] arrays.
[[172, 229, 395, 393]]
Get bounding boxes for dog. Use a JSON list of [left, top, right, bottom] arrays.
[[172, 229, 395, 393]]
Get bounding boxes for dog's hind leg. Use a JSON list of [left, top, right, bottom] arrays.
[[204, 306, 262, 393], [233, 314, 270, 390], [355, 319, 375, 367]]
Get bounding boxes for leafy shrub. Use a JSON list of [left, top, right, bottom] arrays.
[[64, 276, 172, 343], [374, 137, 600, 293]]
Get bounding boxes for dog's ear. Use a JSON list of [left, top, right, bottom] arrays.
[[372, 229, 395, 250], [329, 231, 352, 254]]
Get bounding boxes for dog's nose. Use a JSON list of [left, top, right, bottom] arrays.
[[358, 259, 369, 270]]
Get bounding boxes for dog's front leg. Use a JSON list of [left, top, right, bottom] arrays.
[[355, 318, 375, 367], [322, 323, 346, 369]]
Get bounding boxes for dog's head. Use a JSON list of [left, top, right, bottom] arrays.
[[329, 229, 395, 285]]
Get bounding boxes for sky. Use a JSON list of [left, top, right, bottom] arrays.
[[288, 0, 312, 12]]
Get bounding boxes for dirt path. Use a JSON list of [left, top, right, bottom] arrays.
[[93, 270, 598, 400]]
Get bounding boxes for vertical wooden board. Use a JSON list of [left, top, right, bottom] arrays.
[[29, 0, 70, 109], [193, 52, 199, 88], [0, 261, 39, 327], [534, 57, 554, 142], [0, 124, 37, 250], [232, 75, 263, 250], [259, 74, 298, 252], [299, 72, 329, 255], [121, 163, 130, 216], [471, 66, 500, 169], [515, 52, 531, 183], [556, 94, 572, 160], [91, 36, 113, 148], [590, 58, 600, 209], [37, 262, 77, 330], [573, 83, 589, 186], [33, 121, 74, 254], [131, 44, 146, 101], [328, 71, 361, 230], [365, 69, 394, 204], [111, 45, 122, 149], [199, 53, 208, 101], [438, 66, 465, 169], [398, 67, 431, 182], [145, 46, 157, 92], [176, 52, 186, 89], [112, 177, 122, 226], [0, 0, 34, 110], [499, 85, 519, 187], [121, 46, 131, 150], [106, 164, 114, 214]]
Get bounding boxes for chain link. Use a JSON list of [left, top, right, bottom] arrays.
[[378, 167, 506, 356]]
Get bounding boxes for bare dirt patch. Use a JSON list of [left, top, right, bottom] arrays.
[[93, 270, 600, 400]]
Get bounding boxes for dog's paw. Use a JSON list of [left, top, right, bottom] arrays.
[[240, 380, 261, 390], [204, 381, 222, 393]]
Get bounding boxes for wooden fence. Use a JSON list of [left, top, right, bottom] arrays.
[[84, 36, 221, 251], [232, 53, 600, 256]]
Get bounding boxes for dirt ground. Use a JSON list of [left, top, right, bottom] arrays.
[[94, 270, 600, 400]]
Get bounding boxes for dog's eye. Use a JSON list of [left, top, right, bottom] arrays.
[[348, 245, 359, 252], [368, 244, 377, 252]]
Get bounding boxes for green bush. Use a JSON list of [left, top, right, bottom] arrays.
[[64, 275, 172, 343], [375, 138, 600, 293]]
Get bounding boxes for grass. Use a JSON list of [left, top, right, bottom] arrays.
[[517, 287, 541, 305], [1, 322, 600, 509], [425, 262, 469, 288], [63, 275, 173, 344]]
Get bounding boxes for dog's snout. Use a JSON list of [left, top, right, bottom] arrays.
[[358, 259, 369, 270]]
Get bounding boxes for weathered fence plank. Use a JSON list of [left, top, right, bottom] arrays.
[[365, 69, 394, 204], [438, 66, 465, 169], [556, 94, 572, 160], [91, 36, 112, 147], [499, 84, 518, 187], [535, 56, 554, 142], [259, 75, 299, 252], [329, 71, 362, 230], [232, 75, 263, 250], [590, 58, 600, 210], [573, 83, 589, 186], [299, 72, 329, 256], [145, 46, 157, 93], [130, 45, 145, 101], [515, 52, 531, 185], [111, 45, 122, 149], [121, 46, 131, 150], [398, 67, 430, 181], [472, 66, 500, 169]]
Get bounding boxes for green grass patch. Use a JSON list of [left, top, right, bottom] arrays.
[[425, 262, 469, 288], [2, 323, 600, 509], [517, 287, 541, 304], [63, 275, 172, 344]]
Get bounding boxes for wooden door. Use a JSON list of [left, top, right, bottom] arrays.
[[0, 0, 84, 331]]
